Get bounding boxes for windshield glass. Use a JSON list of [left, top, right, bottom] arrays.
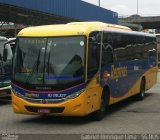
[[0, 40, 7, 60], [13, 37, 85, 86]]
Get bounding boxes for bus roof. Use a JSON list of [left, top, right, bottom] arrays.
[[17, 22, 131, 37], [17, 21, 155, 38]]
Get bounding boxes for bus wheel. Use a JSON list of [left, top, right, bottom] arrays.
[[92, 94, 108, 121], [137, 79, 145, 100]]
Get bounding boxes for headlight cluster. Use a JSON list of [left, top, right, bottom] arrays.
[[12, 89, 24, 98], [66, 88, 85, 99], [12, 88, 85, 100]]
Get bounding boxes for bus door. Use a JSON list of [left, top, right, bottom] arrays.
[[100, 32, 114, 103], [85, 32, 103, 114]]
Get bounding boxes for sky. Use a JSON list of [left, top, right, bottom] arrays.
[[82, 0, 160, 17]]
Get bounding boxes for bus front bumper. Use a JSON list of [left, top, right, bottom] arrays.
[[12, 91, 87, 116]]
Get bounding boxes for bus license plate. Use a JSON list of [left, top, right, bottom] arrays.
[[38, 108, 51, 114]]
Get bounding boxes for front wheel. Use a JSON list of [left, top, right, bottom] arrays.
[[93, 97, 107, 121], [137, 79, 145, 100], [92, 91, 109, 121]]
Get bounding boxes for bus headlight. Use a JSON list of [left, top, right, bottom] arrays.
[[66, 89, 85, 99], [12, 89, 24, 98]]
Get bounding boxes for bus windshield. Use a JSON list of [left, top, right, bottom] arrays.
[[13, 36, 85, 86]]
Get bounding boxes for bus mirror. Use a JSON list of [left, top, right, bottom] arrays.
[[3, 48, 8, 61], [89, 37, 100, 44], [89, 37, 92, 42], [89, 37, 96, 43], [96, 34, 101, 43]]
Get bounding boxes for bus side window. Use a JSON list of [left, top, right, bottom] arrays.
[[101, 33, 113, 65], [5, 44, 13, 62], [0, 40, 6, 61], [149, 49, 156, 57], [101, 44, 113, 66], [112, 33, 127, 62], [145, 36, 157, 59]]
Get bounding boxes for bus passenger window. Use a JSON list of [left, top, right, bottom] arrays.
[[101, 44, 113, 66], [149, 49, 156, 57]]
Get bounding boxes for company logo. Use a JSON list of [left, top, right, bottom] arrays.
[[25, 93, 39, 98], [111, 65, 127, 81]]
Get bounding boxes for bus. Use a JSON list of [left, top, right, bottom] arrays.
[[0, 36, 15, 97], [155, 34, 160, 66], [11, 22, 158, 120]]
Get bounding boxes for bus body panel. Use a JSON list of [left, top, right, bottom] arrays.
[[12, 66, 157, 116], [12, 77, 103, 116], [84, 76, 103, 114], [12, 91, 86, 116], [109, 67, 157, 104], [100, 61, 157, 97], [12, 78, 103, 116]]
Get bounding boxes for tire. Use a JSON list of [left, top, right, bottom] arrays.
[[92, 92, 109, 121], [137, 79, 145, 100]]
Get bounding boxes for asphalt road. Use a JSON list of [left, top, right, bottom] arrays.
[[0, 72, 160, 139]]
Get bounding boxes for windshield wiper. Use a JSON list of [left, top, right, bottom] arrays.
[[25, 49, 40, 84]]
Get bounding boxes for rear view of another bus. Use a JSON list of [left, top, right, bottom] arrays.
[[0, 36, 14, 97], [156, 34, 160, 67]]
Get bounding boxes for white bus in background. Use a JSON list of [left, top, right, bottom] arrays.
[[0, 36, 16, 97], [156, 34, 160, 66]]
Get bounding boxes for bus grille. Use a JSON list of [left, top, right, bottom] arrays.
[[24, 97, 66, 104]]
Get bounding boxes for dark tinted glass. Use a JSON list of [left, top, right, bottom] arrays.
[[88, 32, 100, 79]]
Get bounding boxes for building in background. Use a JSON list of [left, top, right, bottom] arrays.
[[0, 0, 118, 37]]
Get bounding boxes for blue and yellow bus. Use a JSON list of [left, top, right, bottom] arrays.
[[11, 22, 157, 120]]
